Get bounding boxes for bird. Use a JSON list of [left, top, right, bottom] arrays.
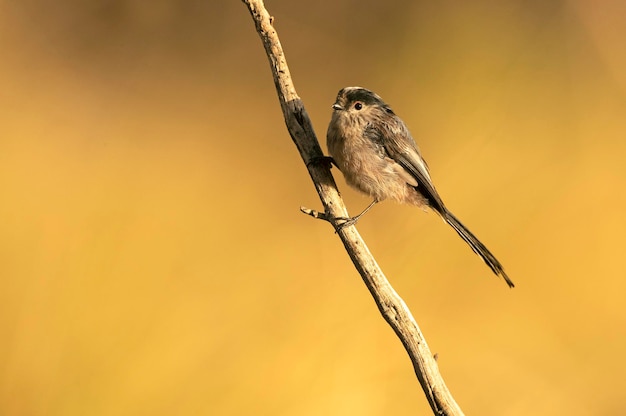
[[326, 86, 514, 288]]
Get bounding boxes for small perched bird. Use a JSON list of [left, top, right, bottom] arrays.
[[326, 87, 514, 288]]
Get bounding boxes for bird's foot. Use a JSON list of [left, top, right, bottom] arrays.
[[306, 155, 335, 169], [334, 215, 360, 231]]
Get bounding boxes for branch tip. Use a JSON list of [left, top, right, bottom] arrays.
[[300, 206, 330, 221]]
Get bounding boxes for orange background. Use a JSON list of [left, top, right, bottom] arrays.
[[1, 1, 625, 415]]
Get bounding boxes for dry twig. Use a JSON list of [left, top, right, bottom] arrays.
[[241, 1, 464, 414]]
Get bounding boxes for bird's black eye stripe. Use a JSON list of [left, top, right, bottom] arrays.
[[354, 102, 363, 110]]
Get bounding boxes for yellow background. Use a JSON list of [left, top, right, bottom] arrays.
[[1, 1, 625, 414]]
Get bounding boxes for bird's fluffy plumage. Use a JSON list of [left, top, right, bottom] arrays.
[[327, 86, 514, 288]]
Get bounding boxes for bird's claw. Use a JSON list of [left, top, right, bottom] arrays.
[[334, 216, 359, 232], [307, 155, 335, 169]]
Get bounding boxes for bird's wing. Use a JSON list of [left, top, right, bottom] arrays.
[[365, 122, 447, 214]]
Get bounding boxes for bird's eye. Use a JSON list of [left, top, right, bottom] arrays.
[[354, 102, 363, 110]]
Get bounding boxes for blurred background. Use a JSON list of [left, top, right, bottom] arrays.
[[1, 0, 625, 414]]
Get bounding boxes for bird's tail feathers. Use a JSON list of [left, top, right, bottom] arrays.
[[443, 211, 514, 288]]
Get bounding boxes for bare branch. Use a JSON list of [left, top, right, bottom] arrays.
[[241, 1, 464, 414]]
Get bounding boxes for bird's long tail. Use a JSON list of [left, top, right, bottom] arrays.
[[443, 211, 514, 288]]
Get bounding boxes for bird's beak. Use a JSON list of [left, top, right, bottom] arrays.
[[332, 103, 343, 111]]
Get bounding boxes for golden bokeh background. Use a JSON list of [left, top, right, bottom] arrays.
[[1, 0, 625, 414]]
